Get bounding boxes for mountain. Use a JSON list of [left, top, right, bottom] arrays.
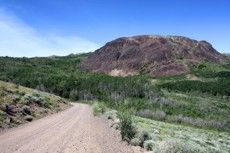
[[81, 35, 226, 76]]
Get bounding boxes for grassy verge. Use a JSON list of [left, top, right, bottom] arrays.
[[134, 117, 230, 153], [102, 108, 230, 152], [0, 81, 70, 129]]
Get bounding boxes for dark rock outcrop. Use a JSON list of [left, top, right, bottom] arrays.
[[81, 35, 225, 76]]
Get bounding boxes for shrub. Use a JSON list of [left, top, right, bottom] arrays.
[[138, 109, 153, 119], [22, 105, 31, 115], [152, 111, 166, 121], [167, 114, 193, 124], [0, 110, 5, 122], [198, 64, 206, 69], [118, 112, 136, 141], [43, 100, 53, 109], [25, 94, 44, 106], [69, 89, 79, 100], [12, 95, 21, 102], [19, 91, 26, 96], [155, 140, 199, 153], [104, 110, 118, 120], [0, 91, 6, 97], [144, 140, 155, 151], [92, 102, 106, 116], [157, 98, 178, 107], [130, 138, 141, 146], [138, 130, 152, 147], [167, 114, 227, 130]]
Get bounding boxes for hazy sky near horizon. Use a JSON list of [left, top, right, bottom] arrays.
[[0, 0, 229, 57]]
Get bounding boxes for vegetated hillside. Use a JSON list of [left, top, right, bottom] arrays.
[[0, 54, 157, 102], [133, 116, 230, 152], [224, 53, 230, 61], [81, 35, 226, 76], [0, 54, 229, 132], [0, 81, 69, 130], [101, 108, 230, 152]]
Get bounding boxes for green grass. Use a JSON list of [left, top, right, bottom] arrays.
[[192, 62, 230, 78], [134, 116, 230, 153], [107, 92, 230, 131], [163, 90, 230, 119]]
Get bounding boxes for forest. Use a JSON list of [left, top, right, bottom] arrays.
[[0, 54, 229, 131]]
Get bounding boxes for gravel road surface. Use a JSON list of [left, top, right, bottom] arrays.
[[0, 103, 142, 153]]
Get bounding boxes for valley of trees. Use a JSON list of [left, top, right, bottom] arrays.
[[0, 55, 158, 101], [0, 54, 229, 131]]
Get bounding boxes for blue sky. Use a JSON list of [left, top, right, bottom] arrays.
[[0, 0, 229, 57]]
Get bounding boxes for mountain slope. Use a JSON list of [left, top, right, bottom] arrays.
[[81, 35, 226, 76]]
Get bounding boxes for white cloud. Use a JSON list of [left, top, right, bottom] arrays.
[[0, 9, 100, 57]]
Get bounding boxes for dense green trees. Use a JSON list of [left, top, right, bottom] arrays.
[[159, 79, 230, 96], [0, 55, 159, 102], [0, 55, 229, 131]]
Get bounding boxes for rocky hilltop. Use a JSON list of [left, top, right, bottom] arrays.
[[81, 35, 225, 76]]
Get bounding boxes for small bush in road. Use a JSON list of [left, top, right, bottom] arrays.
[[118, 112, 136, 141]]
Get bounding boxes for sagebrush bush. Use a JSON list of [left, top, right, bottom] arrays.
[[143, 140, 155, 151], [152, 110, 166, 121], [137, 105, 181, 122], [130, 138, 141, 146], [12, 95, 21, 102], [153, 98, 179, 108], [104, 110, 118, 120], [155, 140, 199, 153], [118, 112, 136, 141], [138, 109, 153, 118], [22, 105, 31, 115], [92, 102, 106, 116], [25, 94, 44, 106], [138, 130, 152, 147]]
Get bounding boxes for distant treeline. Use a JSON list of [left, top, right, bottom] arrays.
[[159, 79, 230, 96]]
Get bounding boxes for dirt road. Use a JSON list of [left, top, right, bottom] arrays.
[[0, 103, 141, 153]]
